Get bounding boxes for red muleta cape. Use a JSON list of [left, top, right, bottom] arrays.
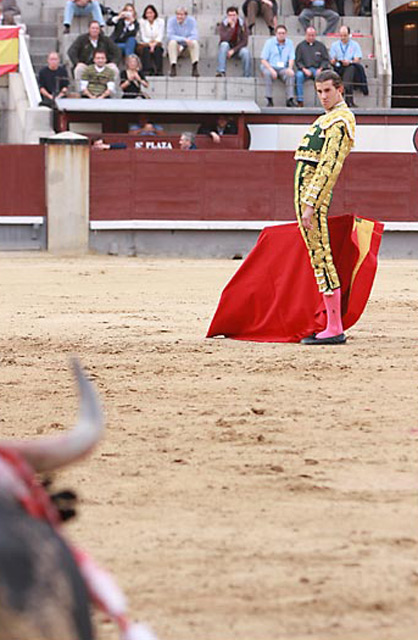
[[206, 215, 384, 343]]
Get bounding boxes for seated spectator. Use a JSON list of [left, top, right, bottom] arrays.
[[120, 54, 149, 98], [107, 3, 139, 58], [0, 0, 20, 24], [335, 0, 344, 16], [38, 51, 69, 107], [330, 25, 362, 107], [80, 49, 115, 98], [260, 24, 296, 107], [67, 20, 121, 86], [92, 137, 127, 149], [295, 26, 329, 106], [128, 118, 163, 135], [197, 115, 238, 143], [63, 0, 104, 34], [138, 4, 165, 76], [242, 0, 278, 36], [167, 6, 199, 77], [216, 5, 251, 78], [291, 0, 302, 16], [179, 131, 197, 150], [298, 0, 339, 35], [357, 0, 371, 16]]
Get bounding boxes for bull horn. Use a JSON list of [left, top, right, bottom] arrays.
[[4, 358, 105, 473]]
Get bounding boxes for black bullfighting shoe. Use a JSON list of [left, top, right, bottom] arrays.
[[300, 333, 347, 345]]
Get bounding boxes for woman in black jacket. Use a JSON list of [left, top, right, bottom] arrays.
[[107, 2, 139, 57]]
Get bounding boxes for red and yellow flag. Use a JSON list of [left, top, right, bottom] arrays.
[[0, 26, 20, 77]]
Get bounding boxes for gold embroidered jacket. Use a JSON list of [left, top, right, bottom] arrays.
[[294, 101, 356, 210]]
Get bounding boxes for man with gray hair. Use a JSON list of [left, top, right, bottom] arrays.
[[167, 6, 200, 77], [179, 131, 197, 150]]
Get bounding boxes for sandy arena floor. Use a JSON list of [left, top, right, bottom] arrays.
[[0, 254, 417, 640]]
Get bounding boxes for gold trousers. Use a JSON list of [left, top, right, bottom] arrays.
[[294, 162, 340, 294]]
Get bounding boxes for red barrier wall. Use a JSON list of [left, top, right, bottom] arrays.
[[90, 150, 418, 222], [0, 146, 46, 216], [0, 145, 416, 223]]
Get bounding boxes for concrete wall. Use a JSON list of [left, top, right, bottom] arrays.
[[5, 73, 53, 144], [88, 228, 418, 259], [386, 0, 409, 14]]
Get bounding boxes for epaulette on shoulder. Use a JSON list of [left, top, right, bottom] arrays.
[[319, 104, 356, 141]]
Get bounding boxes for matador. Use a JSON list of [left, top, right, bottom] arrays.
[[294, 69, 356, 345]]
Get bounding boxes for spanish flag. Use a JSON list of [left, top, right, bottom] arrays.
[[207, 215, 384, 343], [0, 27, 19, 77]]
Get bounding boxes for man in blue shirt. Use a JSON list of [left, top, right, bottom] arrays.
[[167, 6, 200, 77], [260, 24, 296, 107], [330, 25, 362, 107]]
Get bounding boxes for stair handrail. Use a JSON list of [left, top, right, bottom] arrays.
[[18, 27, 41, 108]]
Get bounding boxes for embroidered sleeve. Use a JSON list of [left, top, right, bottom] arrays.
[[301, 121, 353, 208]]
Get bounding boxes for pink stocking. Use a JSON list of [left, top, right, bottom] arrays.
[[316, 288, 343, 339]]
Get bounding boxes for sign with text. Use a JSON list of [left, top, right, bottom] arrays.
[[134, 140, 174, 150]]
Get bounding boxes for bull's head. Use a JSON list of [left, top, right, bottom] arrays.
[[0, 358, 104, 474]]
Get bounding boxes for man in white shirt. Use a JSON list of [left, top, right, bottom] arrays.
[[138, 4, 165, 75]]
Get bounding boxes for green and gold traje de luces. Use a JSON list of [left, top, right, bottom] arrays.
[[294, 100, 356, 165]]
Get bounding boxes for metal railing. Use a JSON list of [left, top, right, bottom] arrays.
[[18, 27, 41, 108]]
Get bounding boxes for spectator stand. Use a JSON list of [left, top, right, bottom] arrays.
[[54, 0, 377, 108]]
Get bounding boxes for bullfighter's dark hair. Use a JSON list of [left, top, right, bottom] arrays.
[[315, 69, 343, 88]]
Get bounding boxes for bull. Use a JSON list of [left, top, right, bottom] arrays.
[[0, 360, 156, 640]]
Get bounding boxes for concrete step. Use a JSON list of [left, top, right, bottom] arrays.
[[20, 0, 367, 23], [30, 53, 51, 75], [59, 50, 376, 84], [26, 23, 57, 37], [56, 11, 372, 36], [151, 54, 377, 77], [59, 32, 374, 63], [251, 33, 374, 57], [43, 0, 370, 27], [136, 75, 379, 107], [29, 36, 58, 55]]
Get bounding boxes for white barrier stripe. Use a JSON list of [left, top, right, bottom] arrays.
[[1, 218, 416, 232], [90, 220, 288, 231], [90, 220, 418, 232], [384, 222, 418, 231], [0, 216, 44, 225]]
